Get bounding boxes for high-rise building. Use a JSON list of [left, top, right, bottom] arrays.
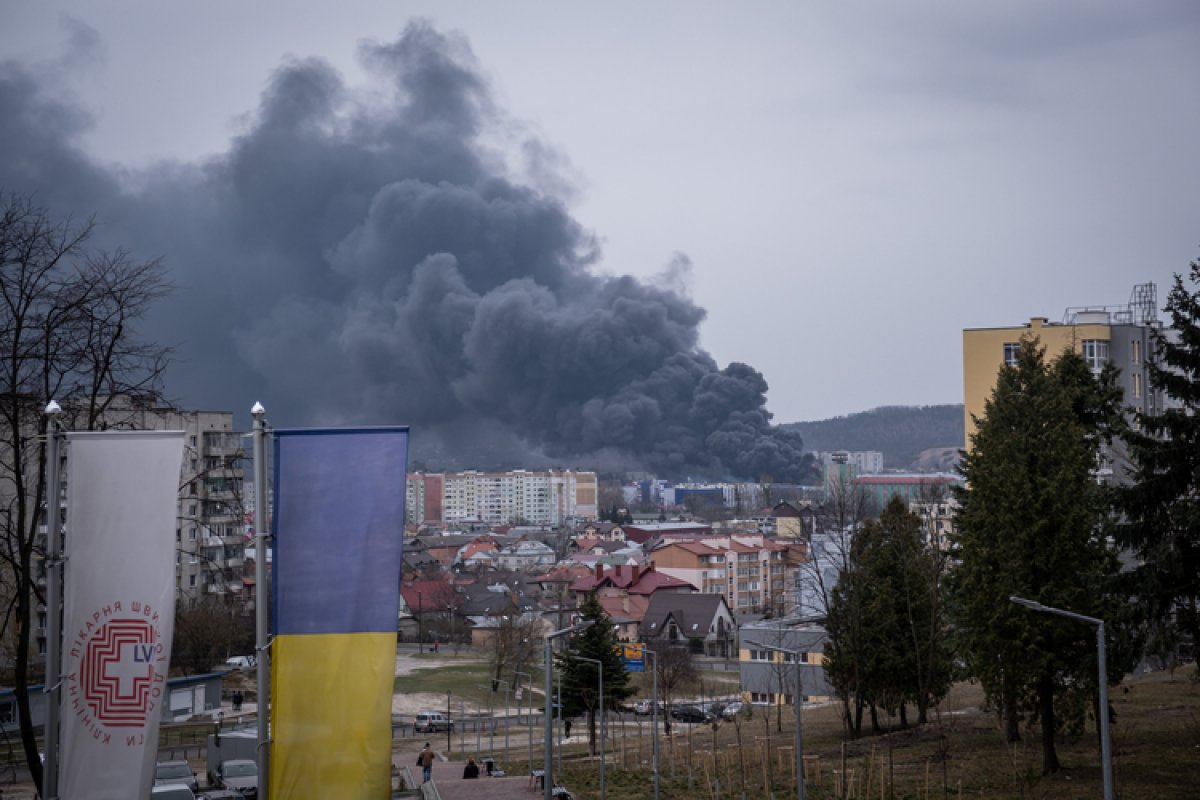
[[100, 396, 248, 605], [962, 283, 1161, 478], [407, 469, 597, 527]]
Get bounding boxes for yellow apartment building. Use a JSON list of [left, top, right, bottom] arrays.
[[962, 283, 1162, 478]]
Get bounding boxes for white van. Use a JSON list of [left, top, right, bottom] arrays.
[[414, 711, 453, 733]]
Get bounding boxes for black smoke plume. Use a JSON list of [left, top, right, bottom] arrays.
[[0, 22, 811, 481]]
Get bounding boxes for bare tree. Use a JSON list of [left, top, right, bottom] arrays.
[[0, 193, 170, 792]]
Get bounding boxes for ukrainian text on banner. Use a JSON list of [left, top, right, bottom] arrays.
[[59, 430, 184, 800], [271, 427, 409, 799]]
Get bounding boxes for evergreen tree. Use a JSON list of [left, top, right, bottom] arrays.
[[825, 497, 951, 734], [556, 593, 636, 755], [948, 339, 1122, 775], [1117, 263, 1200, 665]]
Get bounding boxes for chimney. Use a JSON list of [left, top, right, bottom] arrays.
[[594, 563, 603, 581]]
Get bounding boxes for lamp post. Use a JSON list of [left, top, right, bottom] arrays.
[[746, 639, 805, 800], [514, 670, 534, 771], [643, 646, 660, 800], [251, 402, 271, 800], [544, 620, 594, 800], [572, 655, 606, 800], [1010, 596, 1113, 800], [43, 400, 63, 800], [417, 590, 423, 653], [493, 678, 512, 761]]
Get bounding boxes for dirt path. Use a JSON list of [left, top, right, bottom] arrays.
[[392, 652, 465, 715]]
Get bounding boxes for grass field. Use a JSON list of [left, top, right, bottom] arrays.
[[452, 662, 1200, 800]]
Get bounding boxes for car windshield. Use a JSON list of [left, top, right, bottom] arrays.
[[224, 762, 257, 778], [157, 764, 192, 779]]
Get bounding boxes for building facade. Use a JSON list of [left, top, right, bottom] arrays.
[[407, 469, 598, 527], [962, 283, 1161, 469]]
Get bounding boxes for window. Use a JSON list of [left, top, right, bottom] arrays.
[[1133, 373, 1142, 399], [1082, 339, 1110, 374], [1132, 338, 1141, 364], [1003, 342, 1020, 367]]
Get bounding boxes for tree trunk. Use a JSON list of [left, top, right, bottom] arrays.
[[1003, 679, 1020, 743], [899, 702, 908, 729], [1038, 673, 1060, 775]]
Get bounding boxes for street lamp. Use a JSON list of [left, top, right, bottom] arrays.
[[417, 590, 423, 653], [745, 639, 805, 800], [544, 620, 594, 800], [571, 655, 606, 800], [1010, 596, 1113, 800], [642, 646, 661, 800]]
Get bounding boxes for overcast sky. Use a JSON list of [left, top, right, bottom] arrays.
[[2, 2, 1198, 471]]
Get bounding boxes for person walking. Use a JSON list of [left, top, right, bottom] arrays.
[[232, 690, 243, 712], [418, 743, 436, 783]]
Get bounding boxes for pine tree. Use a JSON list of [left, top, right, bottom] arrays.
[[556, 593, 636, 755], [948, 338, 1122, 775], [1117, 262, 1200, 665]]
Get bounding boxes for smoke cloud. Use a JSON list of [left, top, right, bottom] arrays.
[[0, 21, 812, 481]]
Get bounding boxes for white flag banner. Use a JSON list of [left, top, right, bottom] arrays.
[[59, 430, 184, 800]]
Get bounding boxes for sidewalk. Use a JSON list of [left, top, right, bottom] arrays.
[[401, 744, 541, 800]]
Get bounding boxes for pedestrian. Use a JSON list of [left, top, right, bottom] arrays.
[[463, 758, 480, 779], [433, 639, 439, 653], [418, 742, 435, 783], [563, 718, 572, 739], [233, 690, 243, 713]]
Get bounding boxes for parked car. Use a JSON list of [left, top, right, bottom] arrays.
[[214, 758, 258, 798], [414, 710, 454, 733], [151, 786, 196, 800], [224, 655, 256, 670], [720, 701, 745, 719], [633, 699, 665, 716], [196, 792, 243, 800], [670, 704, 715, 724], [154, 760, 199, 793]]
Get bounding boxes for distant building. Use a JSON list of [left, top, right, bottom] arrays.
[[849, 473, 961, 510], [738, 617, 835, 705], [406, 469, 598, 526], [815, 451, 884, 475]]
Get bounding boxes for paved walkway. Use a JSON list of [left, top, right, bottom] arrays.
[[399, 743, 547, 800]]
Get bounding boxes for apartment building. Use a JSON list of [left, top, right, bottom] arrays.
[[651, 533, 793, 615], [105, 396, 248, 606], [407, 469, 598, 526], [962, 283, 1161, 470]]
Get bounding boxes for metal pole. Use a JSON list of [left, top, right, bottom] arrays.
[[460, 698, 465, 753], [746, 639, 805, 800], [418, 591, 423, 653], [1097, 622, 1113, 800], [515, 670, 533, 771], [1009, 597, 1113, 800], [252, 403, 271, 800], [447, 691, 453, 752], [43, 401, 63, 800], [544, 621, 594, 800], [647, 647, 660, 800], [543, 633, 554, 800]]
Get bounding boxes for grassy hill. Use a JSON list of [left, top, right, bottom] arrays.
[[782, 404, 964, 471]]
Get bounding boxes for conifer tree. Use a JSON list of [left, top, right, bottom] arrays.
[[1118, 262, 1200, 665], [948, 339, 1122, 775], [556, 593, 636, 755]]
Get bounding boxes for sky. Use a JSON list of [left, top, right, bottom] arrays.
[[1, 2, 1198, 475]]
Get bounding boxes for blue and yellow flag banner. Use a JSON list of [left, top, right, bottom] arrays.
[[271, 427, 409, 799]]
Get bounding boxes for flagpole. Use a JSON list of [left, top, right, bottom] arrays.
[[252, 402, 271, 800], [43, 400, 63, 800]]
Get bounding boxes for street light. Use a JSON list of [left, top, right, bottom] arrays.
[[417, 590, 424, 653], [643, 647, 661, 800], [1010, 596, 1113, 800], [544, 620, 594, 800], [745, 639, 805, 800], [571, 655, 606, 800]]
